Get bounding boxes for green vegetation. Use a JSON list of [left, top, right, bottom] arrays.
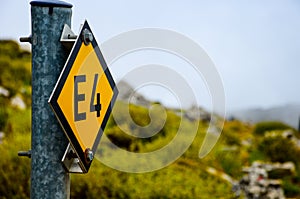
[[1, 40, 300, 198], [71, 160, 233, 199], [253, 121, 296, 136], [258, 134, 300, 163], [0, 132, 31, 199], [0, 40, 31, 98]]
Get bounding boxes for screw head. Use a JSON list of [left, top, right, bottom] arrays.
[[85, 148, 94, 163], [82, 29, 93, 45]]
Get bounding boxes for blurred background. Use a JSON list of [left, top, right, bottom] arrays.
[[0, 1, 300, 198]]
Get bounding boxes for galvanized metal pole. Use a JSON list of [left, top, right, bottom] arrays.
[[30, 0, 72, 198]]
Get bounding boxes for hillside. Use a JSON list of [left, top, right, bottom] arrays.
[[0, 40, 300, 198]]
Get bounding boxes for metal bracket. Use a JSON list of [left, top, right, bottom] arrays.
[[61, 143, 84, 173], [60, 24, 77, 51], [18, 150, 31, 158], [20, 35, 32, 44]]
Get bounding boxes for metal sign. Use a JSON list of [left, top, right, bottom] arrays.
[[49, 20, 118, 173]]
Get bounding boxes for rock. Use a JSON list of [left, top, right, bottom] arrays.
[[0, 132, 4, 144], [11, 95, 26, 110], [117, 81, 151, 107], [184, 105, 211, 122], [0, 86, 9, 97]]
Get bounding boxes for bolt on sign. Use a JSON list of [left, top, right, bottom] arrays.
[[49, 20, 118, 173]]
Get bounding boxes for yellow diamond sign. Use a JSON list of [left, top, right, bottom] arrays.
[[49, 20, 118, 172]]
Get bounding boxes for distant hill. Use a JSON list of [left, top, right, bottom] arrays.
[[117, 81, 151, 107], [229, 104, 300, 129], [116, 80, 213, 122]]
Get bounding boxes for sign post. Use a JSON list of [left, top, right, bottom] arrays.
[[30, 0, 72, 198], [21, 0, 117, 197]]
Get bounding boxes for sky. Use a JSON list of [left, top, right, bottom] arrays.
[[1, 0, 300, 112]]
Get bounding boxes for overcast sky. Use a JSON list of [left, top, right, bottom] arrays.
[[1, 0, 300, 112]]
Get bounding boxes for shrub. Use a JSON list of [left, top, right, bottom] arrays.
[[253, 121, 294, 136], [282, 178, 300, 197], [0, 98, 9, 131], [0, 134, 31, 199], [105, 125, 137, 151], [258, 134, 300, 163], [216, 150, 242, 177]]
